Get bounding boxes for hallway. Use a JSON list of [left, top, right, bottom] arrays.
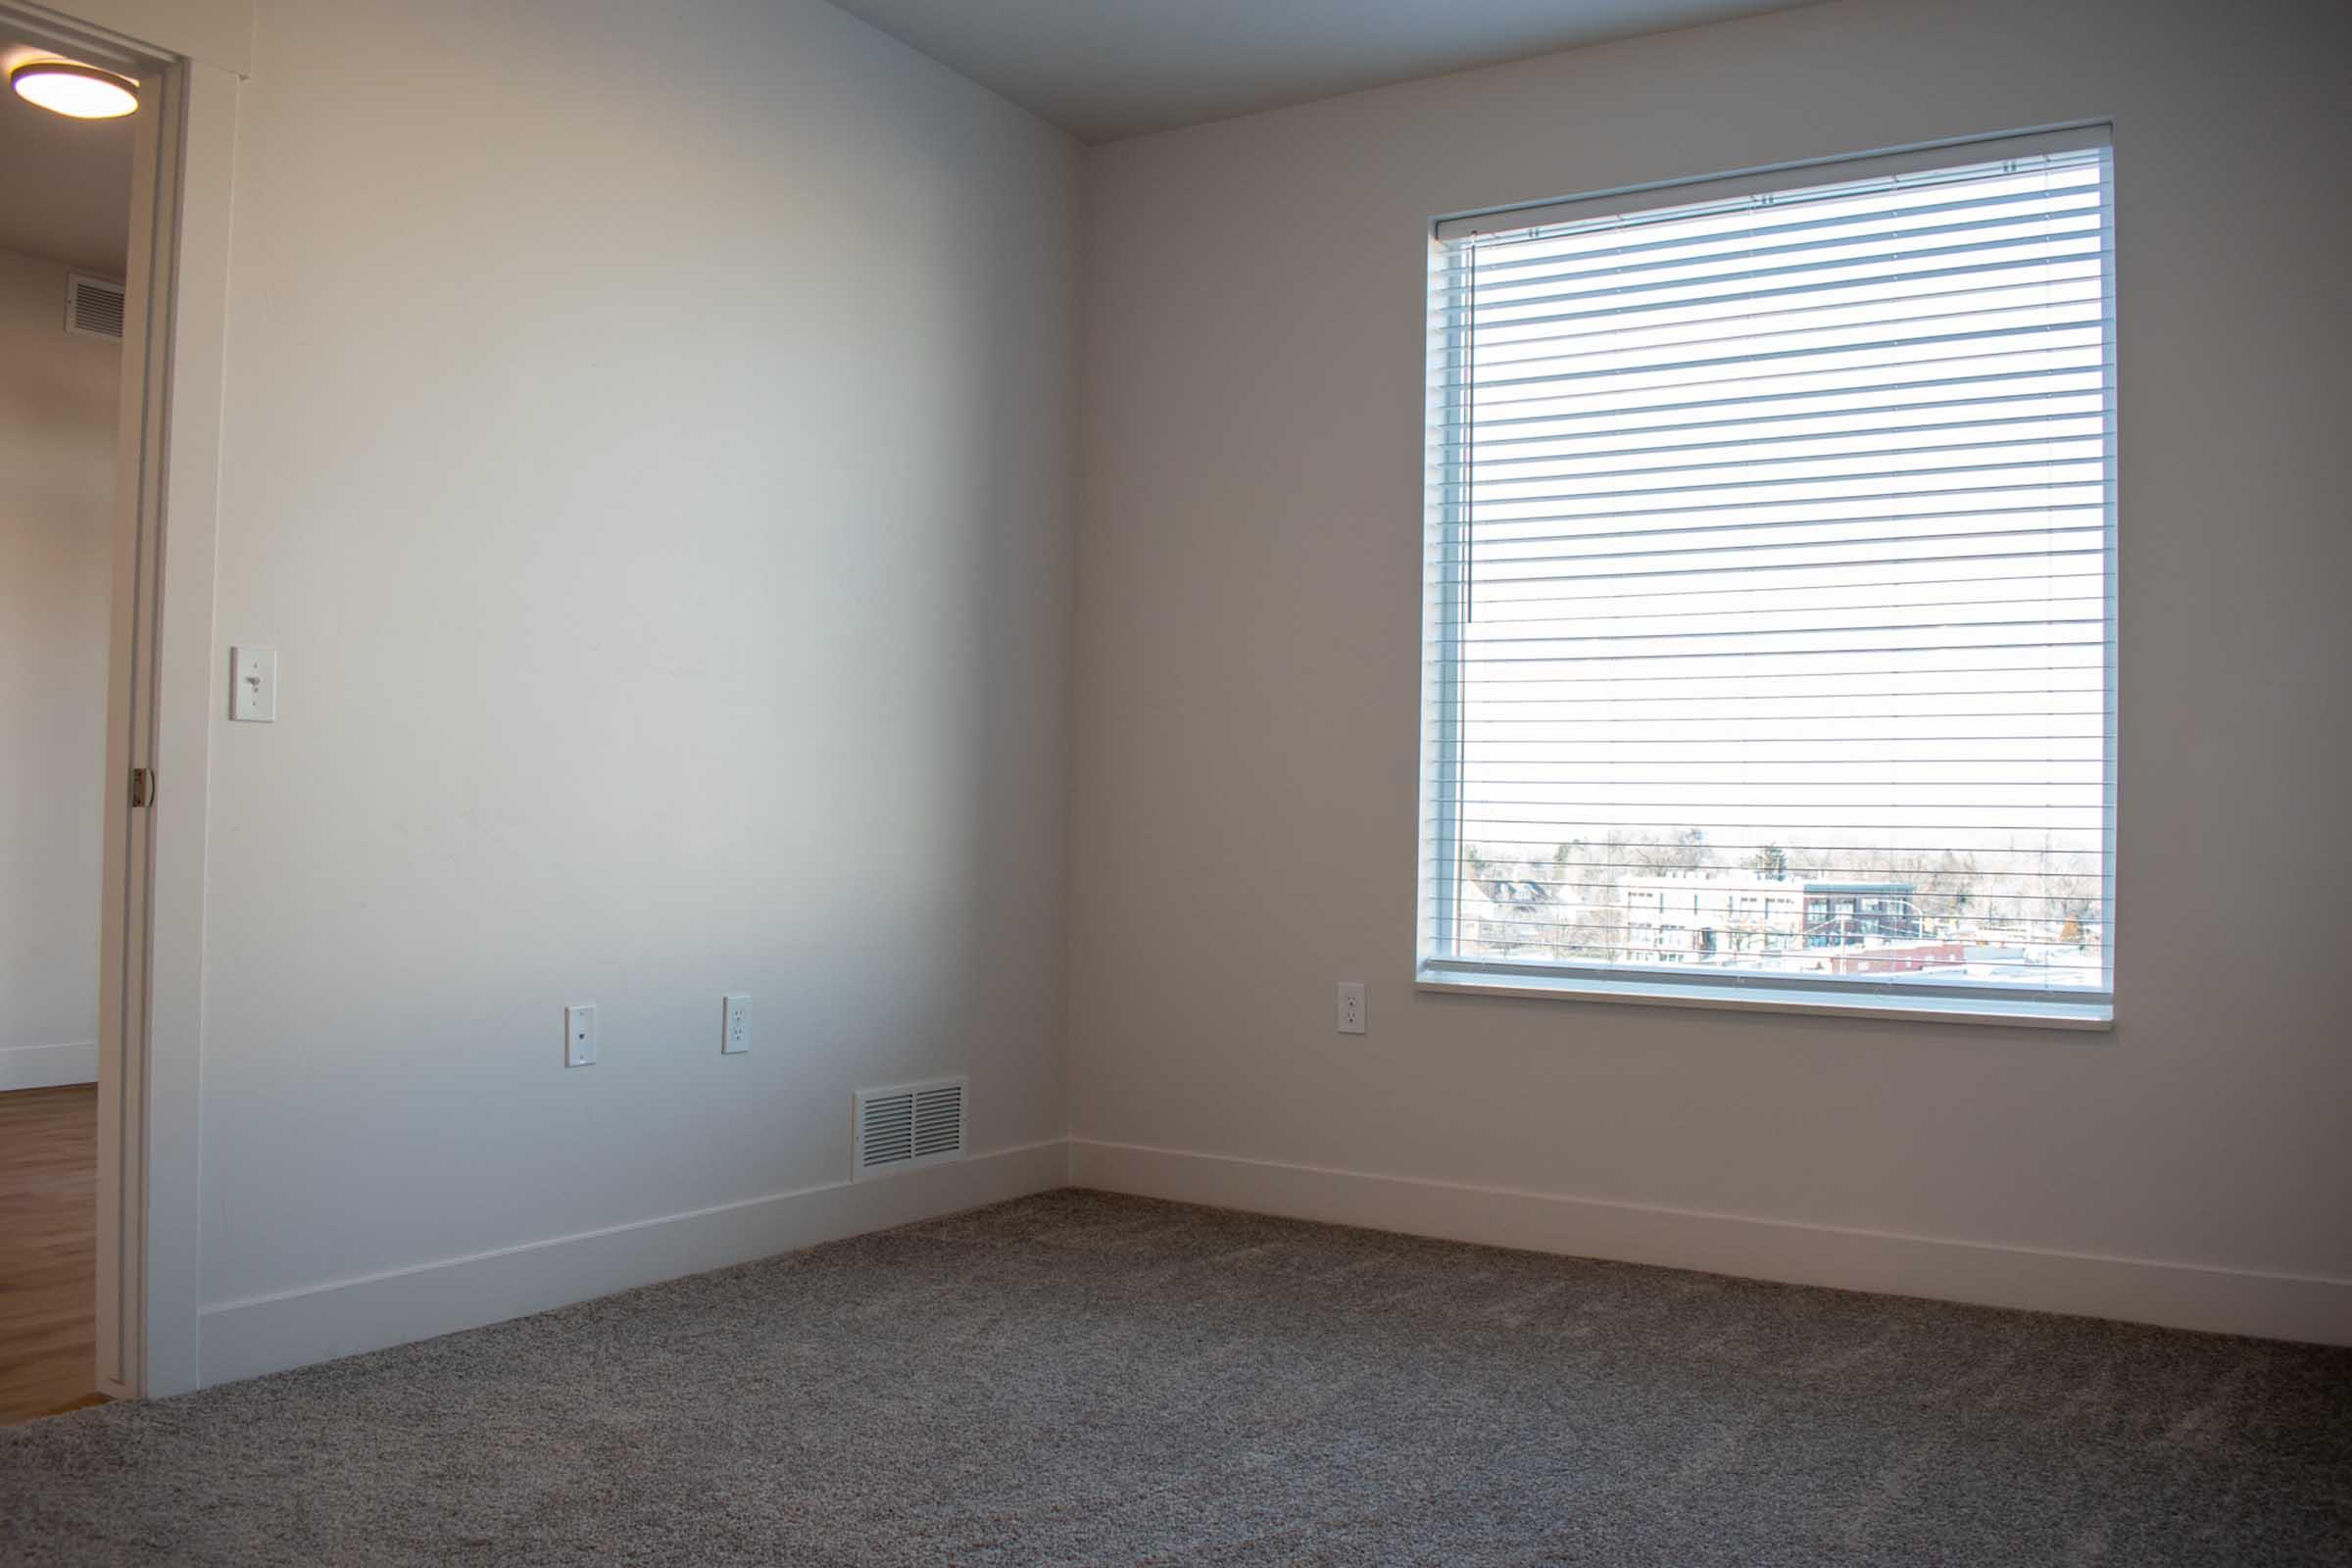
[[0, 1085, 99, 1424]]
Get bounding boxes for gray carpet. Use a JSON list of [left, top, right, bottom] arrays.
[[4, 1190, 2348, 1566]]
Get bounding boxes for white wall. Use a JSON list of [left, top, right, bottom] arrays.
[[1070, 0, 2352, 1339], [0, 247, 115, 1093], [194, 0, 1077, 1369]]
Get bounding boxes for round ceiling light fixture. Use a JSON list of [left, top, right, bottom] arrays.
[[10, 59, 139, 120]]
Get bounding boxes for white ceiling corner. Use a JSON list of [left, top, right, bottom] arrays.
[[825, 0, 1824, 143]]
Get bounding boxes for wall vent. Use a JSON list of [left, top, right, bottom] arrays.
[[67, 273, 125, 341], [853, 1076, 966, 1180]]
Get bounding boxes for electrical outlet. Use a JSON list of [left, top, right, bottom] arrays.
[[1337, 981, 1365, 1035], [721, 994, 751, 1054], [564, 1004, 597, 1067]]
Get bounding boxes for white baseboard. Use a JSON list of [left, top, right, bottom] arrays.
[[0, 1040, 98, 1091], [199, 1139, 1071, 1387], [1070, 1139, 2352, 1348]]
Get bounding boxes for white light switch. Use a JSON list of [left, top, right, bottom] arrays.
[[229, 645, 277, 722]]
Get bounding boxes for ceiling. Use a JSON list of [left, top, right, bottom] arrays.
[[0, 8, 1829, 269], [826, 0, 1823, 144], [0, 40, 135, 276]]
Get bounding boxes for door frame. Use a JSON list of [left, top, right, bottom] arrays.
[[3, 0, 241, 1398]]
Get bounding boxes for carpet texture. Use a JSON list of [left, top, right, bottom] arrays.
[[4, 1189, 2348, 1565]]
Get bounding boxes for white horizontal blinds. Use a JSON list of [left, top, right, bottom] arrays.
[[1422, 136, 2115, 1002]]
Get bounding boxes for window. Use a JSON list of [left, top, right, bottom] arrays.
[[1417, 128, 2115, 1026]]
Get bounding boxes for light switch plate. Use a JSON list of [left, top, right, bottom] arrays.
[[229, 645, 277, 722]]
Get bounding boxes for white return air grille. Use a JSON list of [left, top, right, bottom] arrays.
[[853, 1077, 966, 1180], [67, 273, 125, 341]]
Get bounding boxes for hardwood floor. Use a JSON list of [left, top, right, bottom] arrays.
[[0, 1084, 99, 1425]]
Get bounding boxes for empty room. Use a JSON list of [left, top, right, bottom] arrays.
[[0, 0, 2345, 1563]]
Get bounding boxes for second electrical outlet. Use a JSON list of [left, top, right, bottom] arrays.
[[564, 1004, 598, 1067], [722, 994, 752, 1054]]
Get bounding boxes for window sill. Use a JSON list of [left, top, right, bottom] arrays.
[[1415, 966, 2113, 1031]]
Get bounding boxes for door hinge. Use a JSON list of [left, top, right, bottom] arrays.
[[129, 767, 156, 808]]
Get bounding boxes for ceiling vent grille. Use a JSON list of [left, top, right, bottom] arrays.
[[853, 1076, 966, 1180], [67, 273, 125, 341]]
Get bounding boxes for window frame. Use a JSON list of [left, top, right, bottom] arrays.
[[1415, 124, 2118, 1030]]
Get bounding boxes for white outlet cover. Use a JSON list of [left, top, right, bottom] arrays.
[[564, 1004, 597, 1067], [721, 994, 751, 1054], [1337, 981, 1366, 1035]]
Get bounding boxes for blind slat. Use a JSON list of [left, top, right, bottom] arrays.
[[1434, 249, 2112, 344], [1445, 278, 2109, 377]]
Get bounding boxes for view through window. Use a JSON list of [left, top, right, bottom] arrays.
[[1418, 132, 2115, 1018]]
